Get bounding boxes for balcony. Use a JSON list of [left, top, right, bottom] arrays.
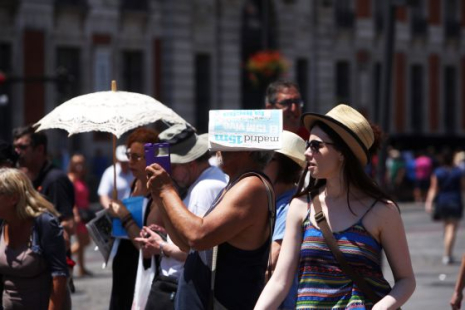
[[411, 18, 427, 37]]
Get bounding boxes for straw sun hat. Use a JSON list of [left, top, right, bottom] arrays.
[[301, 104, 374, 166]]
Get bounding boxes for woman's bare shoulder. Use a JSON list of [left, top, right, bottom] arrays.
[[288, 195, 309, 220]]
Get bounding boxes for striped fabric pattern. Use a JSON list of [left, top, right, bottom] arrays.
[[296, 213, 391, 309]]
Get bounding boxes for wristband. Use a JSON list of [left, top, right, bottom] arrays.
[[121, 214, 133, 227], [123, 219, 136, 230]]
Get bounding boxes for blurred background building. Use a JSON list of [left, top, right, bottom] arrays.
[[0, 0, 464, 160]]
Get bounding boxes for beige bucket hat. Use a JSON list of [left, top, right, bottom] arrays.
[[301, 104, 374, 165], [159, 124, 209, 164], [276, 131, 306, 168]]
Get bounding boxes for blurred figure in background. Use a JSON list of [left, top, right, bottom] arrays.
[[385, 148, 405, 200], [454, 151, 465, 175], [68, 154, 92, 277], [425, 149, 465, 265], [0, 140, 18, 168], [0, 168, 69, 310], [414, 150, 433, 203], [265, 80, 309, 140], [97, 145, 134, 209]]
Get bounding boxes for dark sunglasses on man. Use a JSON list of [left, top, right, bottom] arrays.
[[274, 98, 304, 109], [13, 143, 31, 151]]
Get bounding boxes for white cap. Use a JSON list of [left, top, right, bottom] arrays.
[[115, 145, 128, 162]]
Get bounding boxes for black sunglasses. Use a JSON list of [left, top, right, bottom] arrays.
[[306, 140, 334, 153], [275, 98, 304, 108], [13, 143, 31, 151], [125, 151, 145, 162]]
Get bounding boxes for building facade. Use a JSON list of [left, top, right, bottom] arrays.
[[0, 0, 464, 160]]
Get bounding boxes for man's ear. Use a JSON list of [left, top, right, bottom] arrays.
[[265, 103, 274, 109]]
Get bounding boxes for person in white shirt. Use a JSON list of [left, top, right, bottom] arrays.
[[97, 145, 134, 209], [136, 124, 228, 310]]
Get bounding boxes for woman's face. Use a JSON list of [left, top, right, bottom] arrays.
[[71, 155, 85, 176], [305, 126, 343, 179], [127, 142, 147, 180]]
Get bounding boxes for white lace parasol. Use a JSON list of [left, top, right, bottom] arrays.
[[34, 87, 187, 138]]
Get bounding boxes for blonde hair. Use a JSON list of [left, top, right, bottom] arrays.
[[0, 168, 60, 220]]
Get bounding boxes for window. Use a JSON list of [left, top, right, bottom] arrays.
[[410, 2, 427, 37], [122, 50, 144, 93], [296, 58, 309, 109], [93, 46, 112, 141], [373, 1, 384, 34], [0, 43, 11, 141], [120, 0, 148, 11], [195, 54, 211, 133], [335, 0, 354, 29], [444, 0, 460, 39], [410, 65, 423, 133], [93, 47, 111, 92], [444, 66, 456, 133], [54, 0, 87, 7], [336, 61, 351, 103], [56, 47, 81, 102]]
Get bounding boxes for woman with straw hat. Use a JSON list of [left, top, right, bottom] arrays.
[[255, 104, 415, 309]]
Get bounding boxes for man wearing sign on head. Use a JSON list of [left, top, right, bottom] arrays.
[[146, 110, 280, 310]]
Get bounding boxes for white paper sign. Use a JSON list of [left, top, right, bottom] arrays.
[[208, 110, 282, 151]]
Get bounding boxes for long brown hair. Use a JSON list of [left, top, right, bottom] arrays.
[[294, 121, 397, 214]]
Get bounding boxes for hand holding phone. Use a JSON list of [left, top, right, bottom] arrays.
[[144, 142, 171, 174]]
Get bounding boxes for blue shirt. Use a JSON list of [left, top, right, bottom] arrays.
[[272, 188, 298, 310]]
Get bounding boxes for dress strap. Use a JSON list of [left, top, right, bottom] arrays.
[[359, 198, 379, 222]]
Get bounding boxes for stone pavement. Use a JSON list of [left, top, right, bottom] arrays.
[[70, 244, 112, 310], [70, 202, 465, 310], [393, 202, 465, 310]]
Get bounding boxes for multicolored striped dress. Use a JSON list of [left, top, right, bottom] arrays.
[[296, 205, 392, 309]]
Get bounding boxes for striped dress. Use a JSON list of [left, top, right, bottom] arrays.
[[296, 208, 392, 309]]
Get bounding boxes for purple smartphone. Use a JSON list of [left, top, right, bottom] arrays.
[[144, 142, 171, 174]]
